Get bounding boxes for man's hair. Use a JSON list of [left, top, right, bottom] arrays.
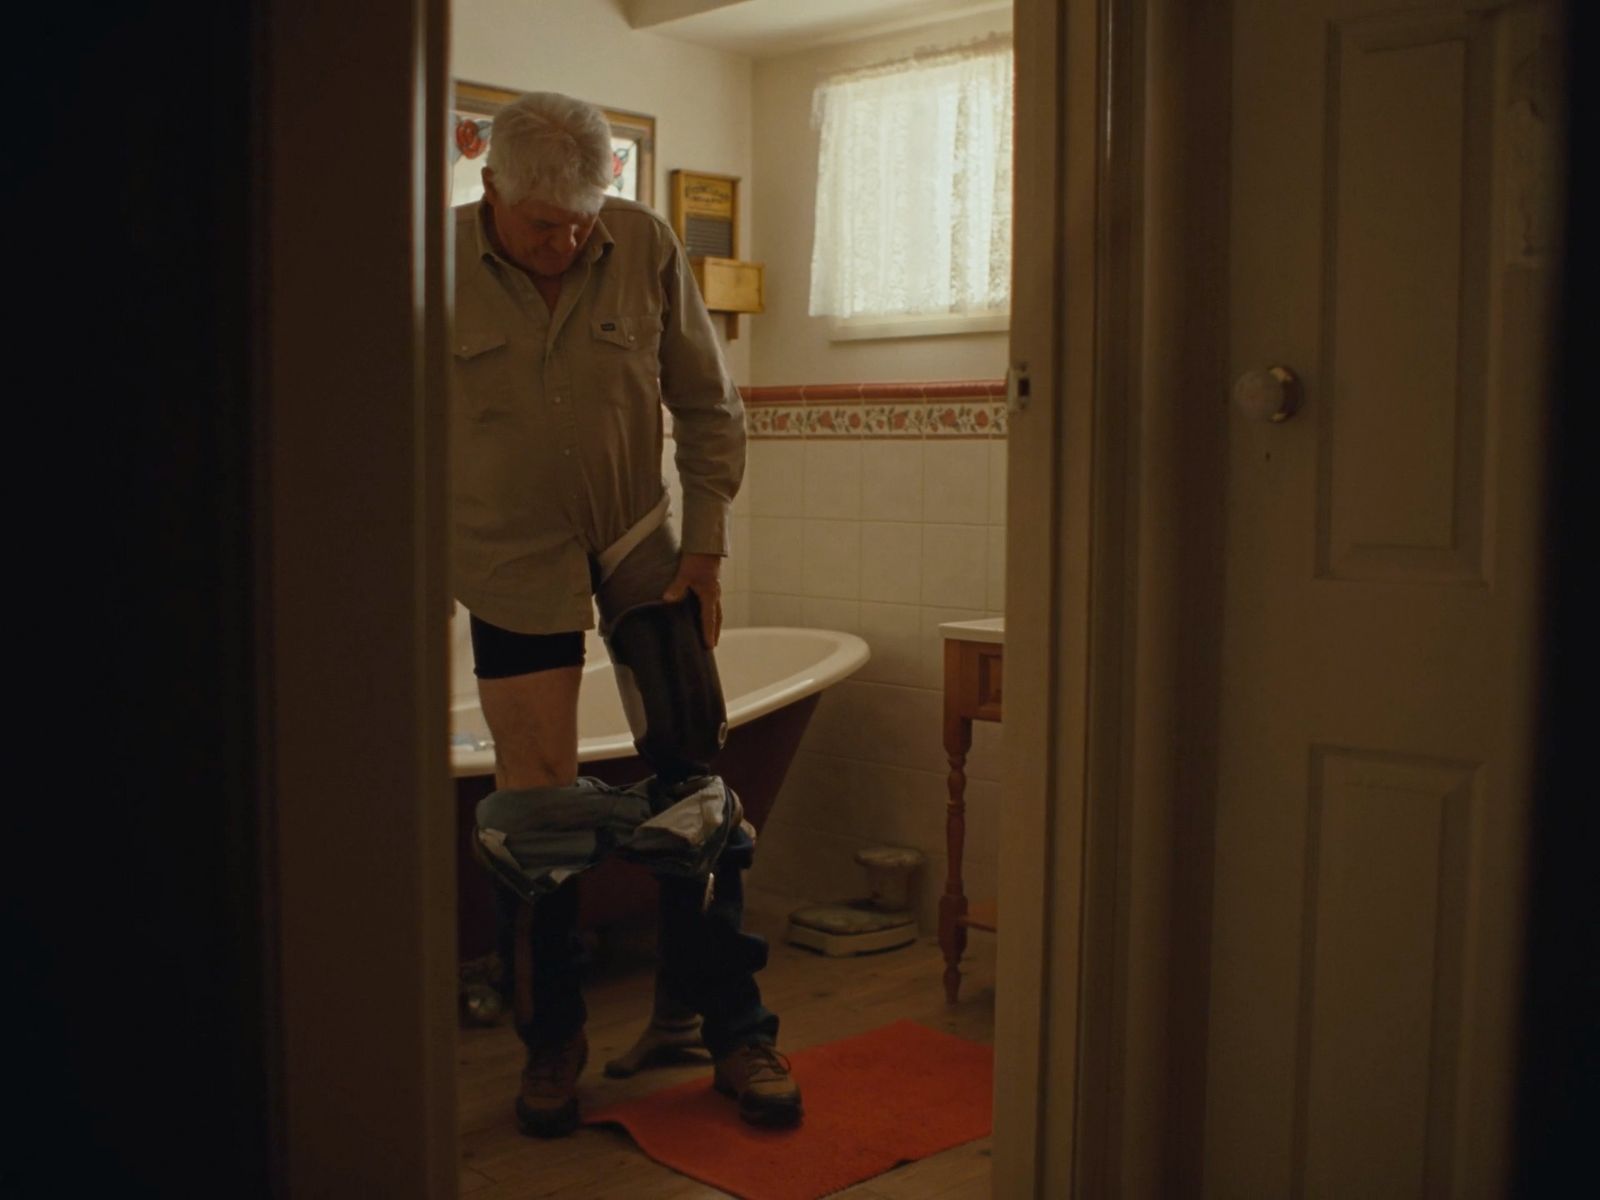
[[487, 92, 613, 214]]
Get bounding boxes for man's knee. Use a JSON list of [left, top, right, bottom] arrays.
[[478, 664, 582, 789], [494, 749, 578, 791]]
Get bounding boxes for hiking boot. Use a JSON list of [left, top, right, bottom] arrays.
[[713, 1040, 803, 1127], [515, 1030, 588, 1138]]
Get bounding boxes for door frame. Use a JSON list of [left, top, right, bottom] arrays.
[[999, 0, 1231, 1193], [262, 0, 457, 1193]]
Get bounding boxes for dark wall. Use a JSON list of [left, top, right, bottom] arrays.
[[6, 2, 273, 1194]]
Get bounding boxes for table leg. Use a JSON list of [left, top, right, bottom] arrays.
[[940, 712, 972, 1004]]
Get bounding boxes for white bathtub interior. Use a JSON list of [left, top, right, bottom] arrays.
[[448, 606, 869, 775]]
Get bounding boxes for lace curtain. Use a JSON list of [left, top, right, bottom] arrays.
[[809, 38, 1013, 320]]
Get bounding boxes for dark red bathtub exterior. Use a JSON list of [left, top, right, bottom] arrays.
[[454, 692, 820, 961]]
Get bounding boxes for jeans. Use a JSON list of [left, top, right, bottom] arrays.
[[496, 823, 779, 1056]]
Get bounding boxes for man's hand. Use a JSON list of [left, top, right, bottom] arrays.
[[662, 552, 723, 648]]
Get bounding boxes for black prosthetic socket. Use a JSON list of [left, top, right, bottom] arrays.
[[605, 594, 728, 786]]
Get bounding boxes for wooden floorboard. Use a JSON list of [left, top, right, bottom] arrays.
[[457, 899, 997, 1198]]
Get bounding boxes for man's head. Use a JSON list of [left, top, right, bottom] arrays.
[[482, 92, 613, 277]]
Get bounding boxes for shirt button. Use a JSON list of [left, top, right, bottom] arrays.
[[563, 448, 572, 456], [627, 334, 636, 344], [553, 395, 563, 404]]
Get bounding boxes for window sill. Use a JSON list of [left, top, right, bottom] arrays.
[[824, 310, 1010, 342]]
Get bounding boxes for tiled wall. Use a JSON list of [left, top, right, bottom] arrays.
[[726, 381, 1008, 931]]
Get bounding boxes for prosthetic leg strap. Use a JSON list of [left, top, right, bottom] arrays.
[[596, 492, 670, 584]]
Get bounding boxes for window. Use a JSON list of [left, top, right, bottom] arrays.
[[808, 38, 1013, 337]]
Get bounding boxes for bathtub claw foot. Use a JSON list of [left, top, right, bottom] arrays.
[[603, 1012, 707, 1077]]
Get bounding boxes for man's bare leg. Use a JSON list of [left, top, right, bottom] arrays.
[[476, 663, 590, 1137], [477, 665, 582, 790]]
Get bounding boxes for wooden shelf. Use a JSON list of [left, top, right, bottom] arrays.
[[956, 900, 998, 933]]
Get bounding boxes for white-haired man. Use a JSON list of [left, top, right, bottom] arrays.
[[451, 91, 800, 1136]]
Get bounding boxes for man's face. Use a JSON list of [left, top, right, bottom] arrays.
[[482, 171, 598, 278]]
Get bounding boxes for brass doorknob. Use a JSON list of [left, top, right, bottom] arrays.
[[1232, 365, 1302, 423]]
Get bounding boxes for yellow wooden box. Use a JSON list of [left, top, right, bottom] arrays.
[[691, 256, 765, 314]]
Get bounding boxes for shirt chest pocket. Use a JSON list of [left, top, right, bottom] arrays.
[[589, 313, 663, 403], [452, 326, 517, 420]]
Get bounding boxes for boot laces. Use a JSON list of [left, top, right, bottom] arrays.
[[741, 1042, 792, 1083]]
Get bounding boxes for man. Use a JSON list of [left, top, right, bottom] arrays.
[[451, 91, 799, 1135]]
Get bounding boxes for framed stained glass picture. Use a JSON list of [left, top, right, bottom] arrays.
[[451, 81, 656, 211]]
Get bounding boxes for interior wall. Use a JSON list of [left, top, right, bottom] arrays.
[[749, 6, 1014, 386], [738, 391, 1009, 930]]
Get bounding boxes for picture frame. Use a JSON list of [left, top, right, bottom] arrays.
[[450, 81, 656, 210]]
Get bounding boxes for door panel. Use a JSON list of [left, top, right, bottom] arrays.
[[1317, 14, 1491, 585], [1207, 1, 1559, 1194]]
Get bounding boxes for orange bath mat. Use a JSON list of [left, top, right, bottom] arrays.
[[583, 1019, 993, 1200]]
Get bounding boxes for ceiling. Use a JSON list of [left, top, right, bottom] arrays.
[[622, 0, 1010, 59]]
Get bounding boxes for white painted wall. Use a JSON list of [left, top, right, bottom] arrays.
[[452, 0, 755, 382], [749, 8, 1014, 386]]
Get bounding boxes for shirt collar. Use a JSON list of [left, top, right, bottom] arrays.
[[587, 211, 615, 265], [475, 202, 615, 270]]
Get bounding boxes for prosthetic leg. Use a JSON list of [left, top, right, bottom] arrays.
[[600, 592, 731, 1076], [604, 591, 728, 786]]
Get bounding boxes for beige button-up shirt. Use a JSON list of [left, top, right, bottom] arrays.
[[451, 197, 746, 634]]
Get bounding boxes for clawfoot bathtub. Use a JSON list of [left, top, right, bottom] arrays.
[[450, 618, 869, 958]]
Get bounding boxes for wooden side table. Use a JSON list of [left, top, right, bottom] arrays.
[[938, 617, 1004, 1003]]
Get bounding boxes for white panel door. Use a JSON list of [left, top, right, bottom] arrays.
[[1206, 1, 1561, 1194]]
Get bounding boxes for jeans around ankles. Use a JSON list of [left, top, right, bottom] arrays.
[[497, 824, 778, 1055]]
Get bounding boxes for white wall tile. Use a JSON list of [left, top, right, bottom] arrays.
[[803, 440, 862, 519], [731, 514, 753, 593], [749, 516, 803, 593], [966, 716, 1003, 784], [764, 750, 837, 833], [722, 591, 750, 629], [961, 778, 1003, 869], [957, 862, 999, 936], [918, 606, 987, 691], [920, 524, 989, 609], [747, 440, 805, 518], [748, 591, 802, 627], [988, 438, 1008, 526], [801, 596, 860, 633], [802, 519, 861, 599], [987, 525, 1006, 612], [861, 441, 924, 522], [798, 680, 871, 761], [857, 601, 922, 687], [859, 521, 922, 605], [667, 483, 685, 535], [746, 816, 805, 899], [922, 440, 990, 525], [850, 682, 944, 774], [860, 761, 946, 853], [660, 437, 680, 491], [790, 830, 873, 905]]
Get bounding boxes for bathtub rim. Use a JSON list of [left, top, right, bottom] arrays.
[[449, 625, 869, 778]]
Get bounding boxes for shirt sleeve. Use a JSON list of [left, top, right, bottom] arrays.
[[656, 230, 746, 557]]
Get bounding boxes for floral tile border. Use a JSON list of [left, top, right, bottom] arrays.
[[741, 380, 1007, 439]]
